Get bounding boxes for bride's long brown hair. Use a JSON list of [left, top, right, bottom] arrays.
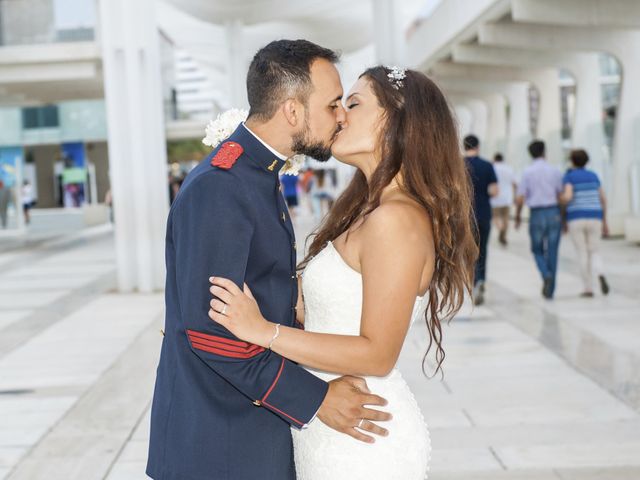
[[300, 66, 478, 376]]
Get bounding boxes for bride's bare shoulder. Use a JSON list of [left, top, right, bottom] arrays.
[[361, 196, 433, 247]]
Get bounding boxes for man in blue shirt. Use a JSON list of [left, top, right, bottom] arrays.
[[464, 135, 498, 306], [515, 140, 563, 299]]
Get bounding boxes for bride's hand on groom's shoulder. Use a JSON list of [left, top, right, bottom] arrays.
[[318, 376, 392, 444], [208, 276, 273, 347]]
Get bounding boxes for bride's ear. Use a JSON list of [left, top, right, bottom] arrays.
[[282, 98, 301, 127]]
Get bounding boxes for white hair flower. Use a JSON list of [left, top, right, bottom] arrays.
[[386, 66, 407, 90], [202, 108, 249, 148]]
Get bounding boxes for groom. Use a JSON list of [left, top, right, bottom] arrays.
[[147, 40, 390, 480]]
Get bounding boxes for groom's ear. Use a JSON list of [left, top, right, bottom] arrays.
[[282, 98, 302, 128]]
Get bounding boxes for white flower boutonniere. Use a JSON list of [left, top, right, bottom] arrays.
[[203, 108, 305, 175], [281, 154, 305, 176], [202, 108, 248, 148]]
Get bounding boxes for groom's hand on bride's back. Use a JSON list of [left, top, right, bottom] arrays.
[[317, 376, 391, 444]]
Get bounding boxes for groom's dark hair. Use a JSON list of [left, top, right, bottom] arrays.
[[246, 39, 339, 122]]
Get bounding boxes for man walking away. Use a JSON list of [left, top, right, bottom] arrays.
[[490, 153, 517, 246], [515, 140, 563, 299], [464, 135, 498, 306]]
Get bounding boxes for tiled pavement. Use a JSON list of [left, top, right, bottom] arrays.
[[1, 215, 639, 479]]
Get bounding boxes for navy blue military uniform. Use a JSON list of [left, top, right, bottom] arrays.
[[147, 124, 329, 480]]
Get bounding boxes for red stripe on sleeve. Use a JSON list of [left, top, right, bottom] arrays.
[[190, 340, 265, 359], [187, 330, 253, 348], [262, 400, 304, 427], [187, 334, 264, 354], [261, 358, 285, 402]]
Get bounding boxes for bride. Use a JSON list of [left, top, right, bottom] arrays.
[[207, 66, 477, 479]]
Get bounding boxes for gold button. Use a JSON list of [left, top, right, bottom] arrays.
[[253, 400, 262, 407], [160, 329, 165, 336]]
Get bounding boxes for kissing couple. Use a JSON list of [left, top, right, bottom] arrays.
[[147, 39, 477, 480]]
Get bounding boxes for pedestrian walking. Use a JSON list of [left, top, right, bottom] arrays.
[[515, 140, 563, 299], [561, 149, 610, 297], [464, 135, 498, 306], [490, 153, 517, 246]]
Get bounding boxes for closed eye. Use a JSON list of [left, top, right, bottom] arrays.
[[347, 103, 359, 110]]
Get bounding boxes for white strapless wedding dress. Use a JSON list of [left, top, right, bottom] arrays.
[[291, 242, 431, 480]]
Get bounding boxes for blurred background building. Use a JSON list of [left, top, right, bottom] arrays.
[[0, 0, 637, 290]]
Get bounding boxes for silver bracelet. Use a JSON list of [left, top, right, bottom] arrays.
[[268, 323, 281, 350]]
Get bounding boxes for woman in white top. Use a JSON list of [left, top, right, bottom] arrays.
[[490, 153, 517, 245]]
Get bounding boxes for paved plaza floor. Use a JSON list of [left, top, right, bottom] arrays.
[[0, 212, 639, 479]]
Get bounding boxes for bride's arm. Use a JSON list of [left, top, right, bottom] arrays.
[[209, 205, 433, 377]]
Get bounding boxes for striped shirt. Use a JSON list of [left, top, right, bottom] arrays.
[[563, 168, 603, 221]]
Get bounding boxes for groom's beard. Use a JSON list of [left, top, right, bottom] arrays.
[[291, 119, 339, 162]]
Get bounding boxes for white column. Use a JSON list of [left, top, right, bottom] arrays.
[[505, 82, 532, 175], [477, 22, 640, 233], [372, 0, 403, 65], [466, 99, 489, 153], [225, 19, 248, 109], [454, 104, 473, 140], [99, 0, 170, 292], [566, 54, 606, 180], [531, 69, 564, 167], [613, 47, 640, 232], [483, 93, 508, 159]]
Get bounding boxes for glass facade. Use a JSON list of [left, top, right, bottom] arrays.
[[0, 100, 107, 147], [22, 105, 60, 130], [0, 0, 95, 46]]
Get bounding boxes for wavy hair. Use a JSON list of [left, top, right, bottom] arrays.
[[300, 66, 478, 376]]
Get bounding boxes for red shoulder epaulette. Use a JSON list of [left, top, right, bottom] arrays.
[[211, 141, 243, 170]]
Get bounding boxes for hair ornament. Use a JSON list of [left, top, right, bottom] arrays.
[[386, 66, 406, 90]]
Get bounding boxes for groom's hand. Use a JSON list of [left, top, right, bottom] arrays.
[[317, 376, 392, 444]]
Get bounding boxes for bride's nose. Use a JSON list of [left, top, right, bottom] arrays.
[[335, 103, 347, 125]]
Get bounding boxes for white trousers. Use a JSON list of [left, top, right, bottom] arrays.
[[568, 219, 603, 292]]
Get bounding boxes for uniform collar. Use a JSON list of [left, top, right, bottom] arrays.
[[242, 123, 287, 161], [226, 123, 287, 175]]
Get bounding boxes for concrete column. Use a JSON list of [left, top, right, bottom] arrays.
[[466, 99, 489, 149], [483, 93, 508, 160], [454, 104, 473, 141], [372, 0, 403, 65], [567, 54, 606, 181], [451, 45, 606, 173], [613, 47, 640, 233], [505, 83, 532, 175], [225, 19, 248, 109], [99, 0, 170, 292], [531, 69, 564, 167], [478, 22, 640, 234]]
